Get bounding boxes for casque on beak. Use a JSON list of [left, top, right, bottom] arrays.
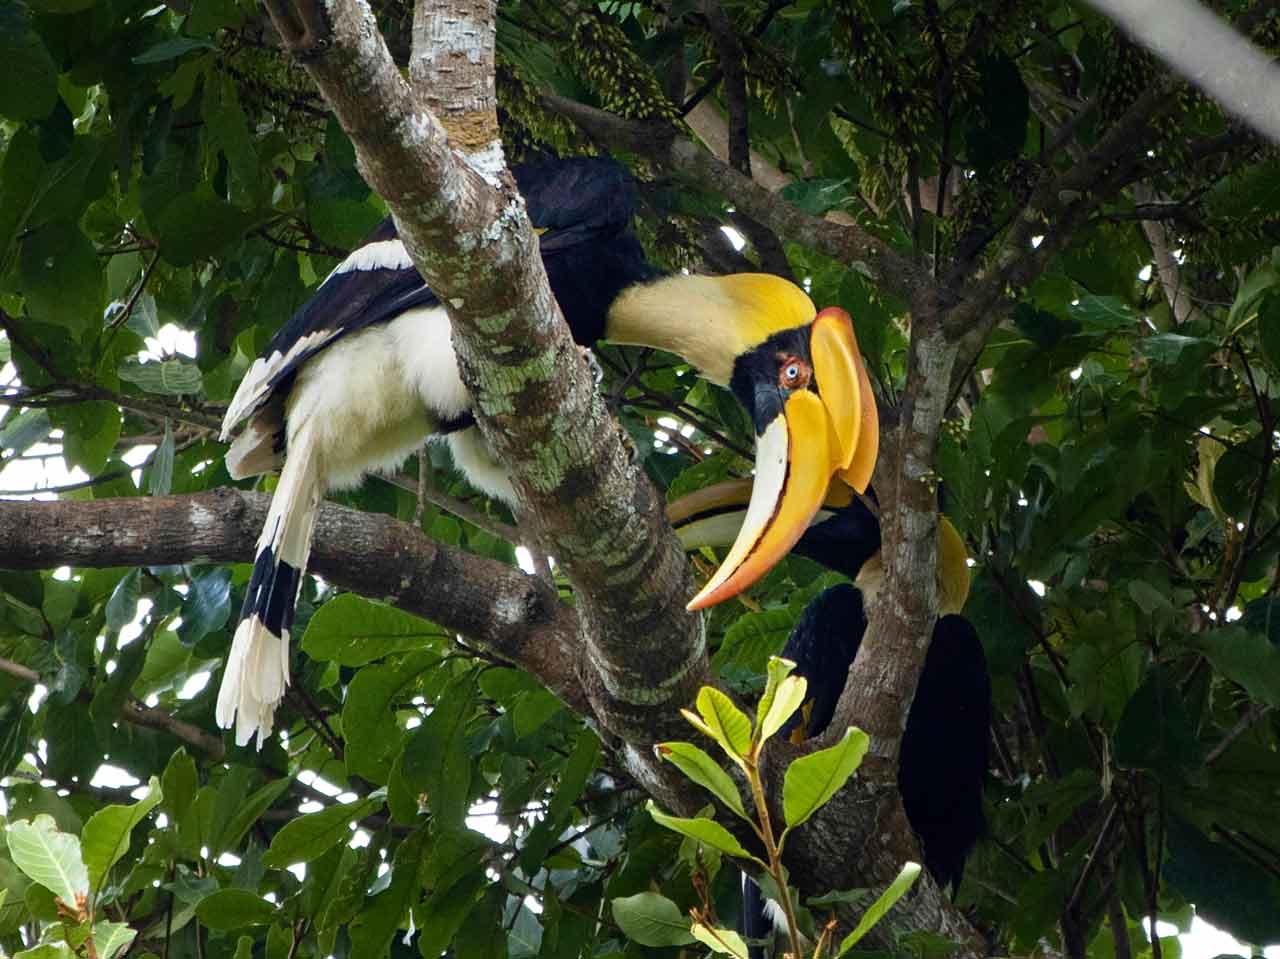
[[686, 307, 878, 611]]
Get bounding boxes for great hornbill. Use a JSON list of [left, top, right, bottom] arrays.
[[669, 480, 990, 951], [217, 156, 878, 748]]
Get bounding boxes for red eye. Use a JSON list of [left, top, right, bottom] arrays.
[[778, 355, 810, 389]]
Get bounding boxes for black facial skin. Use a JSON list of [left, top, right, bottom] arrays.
[[728, 326, 814, 436]]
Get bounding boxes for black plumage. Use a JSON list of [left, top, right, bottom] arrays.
[[741, 502, 990, 958], [780, 583, 990, 891]]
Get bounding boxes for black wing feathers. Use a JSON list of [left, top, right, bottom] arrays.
[[778, 587, 990, 893], [244, 156, 653, 417]]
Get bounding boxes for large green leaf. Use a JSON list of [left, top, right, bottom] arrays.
[[195, 889, 277, 929], [645, 802, 756, 861], [343, 651, 437, 784], [0, 7, 57, 121], [301, 593, 448, 666], [686, 687, 753, 763], [610, 892, 696, 947], [117, 358, 204, 396], [82, 776, 162, 896], [262, 795, 382, 868], [656, 741, 748, 820], [5, 816, 88, 906], [782, 727, 869, 831], [18, 222, 103, 333], [400, 675, 475, 826], [836, 862, 922, 954], [1193, 626, 1280, 708], [692, 921, 750, 958]]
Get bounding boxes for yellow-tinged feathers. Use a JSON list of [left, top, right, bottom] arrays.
[[605, 273, 816, 384], [937, 516, 971, 615]]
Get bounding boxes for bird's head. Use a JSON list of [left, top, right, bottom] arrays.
[[684, 302, 878, 610], [607, 272, 878, 610]]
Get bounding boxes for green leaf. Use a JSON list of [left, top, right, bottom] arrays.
[[1258, 293, 1280, 373], [209, 775, 292, 855], [1162, 817, 1280, 944], [301, 593, 448, 665], [343, 651, 437, 784], [645, 802, 756, 861], [1229, 263, 1279, 329], [117, 358, 203, 396], [655, 741, 747, 820], [52, 401, 121, 476], [18, 222, 103, 333], [782, 727, 869, 830], [836, 861, 922, 954], [196, 888, 277, 929], [178, 569, 232, 646], [691, 922, 750, 958], [82, 776, 162, 896], [104, 569, 140, 634], [690, 687, 753, 762], [148, 420, 174, 496], [131, 37, 216, 64], [758, 674, 807, 746], [152, 187, 254, 266], [1114, 672, 1201, 782], [348, 825, 429, 957], [263, 795, 382, 868], [1066, 295, 1137, 331], [5, 815, 88, 905], [13, 944, 74, 958], [161, 748, 197, 818], [90, 920, 137, 959], [1192, 626, 1280, 708], [610, 892, 696, 946], [0, 7, 57, 121], [401, 676, 474, 826]]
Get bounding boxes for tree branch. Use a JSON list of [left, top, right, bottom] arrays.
[[542, 94, 931, 305], [0, 489, 588, 714], [257, 0, 703, 802]]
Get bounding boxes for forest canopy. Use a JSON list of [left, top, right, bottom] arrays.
[[2, 0, 1280, 958]]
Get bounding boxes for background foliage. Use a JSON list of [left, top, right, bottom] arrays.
[[2, 0, 1280, 956]]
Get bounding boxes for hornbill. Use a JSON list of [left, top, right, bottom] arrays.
[[669, 481, 990, 951], [216, 156, 878, 748]]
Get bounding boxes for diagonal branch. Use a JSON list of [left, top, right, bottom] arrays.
[[247, 0, 702, 802], [543, 94, 933, 306]]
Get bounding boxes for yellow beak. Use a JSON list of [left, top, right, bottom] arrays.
[[686, 309, 874, 611]]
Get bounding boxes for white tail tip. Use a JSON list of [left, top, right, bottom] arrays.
[[216, 617, 290, 749]]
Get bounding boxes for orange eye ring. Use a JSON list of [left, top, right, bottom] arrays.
[[778, 355, 811, 390]]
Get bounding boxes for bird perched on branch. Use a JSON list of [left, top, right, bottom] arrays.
[[217, 156, 878, 748], [670, 480, 989, 952]]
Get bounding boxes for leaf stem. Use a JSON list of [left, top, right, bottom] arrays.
[[746, 759, 804, 959]]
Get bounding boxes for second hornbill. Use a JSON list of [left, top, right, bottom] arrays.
[[670, 480, 990, 950], [216, 156, 878, 747]]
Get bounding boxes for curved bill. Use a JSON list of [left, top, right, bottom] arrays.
[[687, 391, 833, 610], [668, 476, 853, 550], [684, 309, 874, 611], [813, 306, 878, 493]]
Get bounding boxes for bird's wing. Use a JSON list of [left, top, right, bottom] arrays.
[[220, 219, 439, 439], [223, 156, 651, 440]]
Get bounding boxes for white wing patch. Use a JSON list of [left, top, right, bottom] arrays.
[[221, 329, 337, 440], [325, 238, 413, 280]]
